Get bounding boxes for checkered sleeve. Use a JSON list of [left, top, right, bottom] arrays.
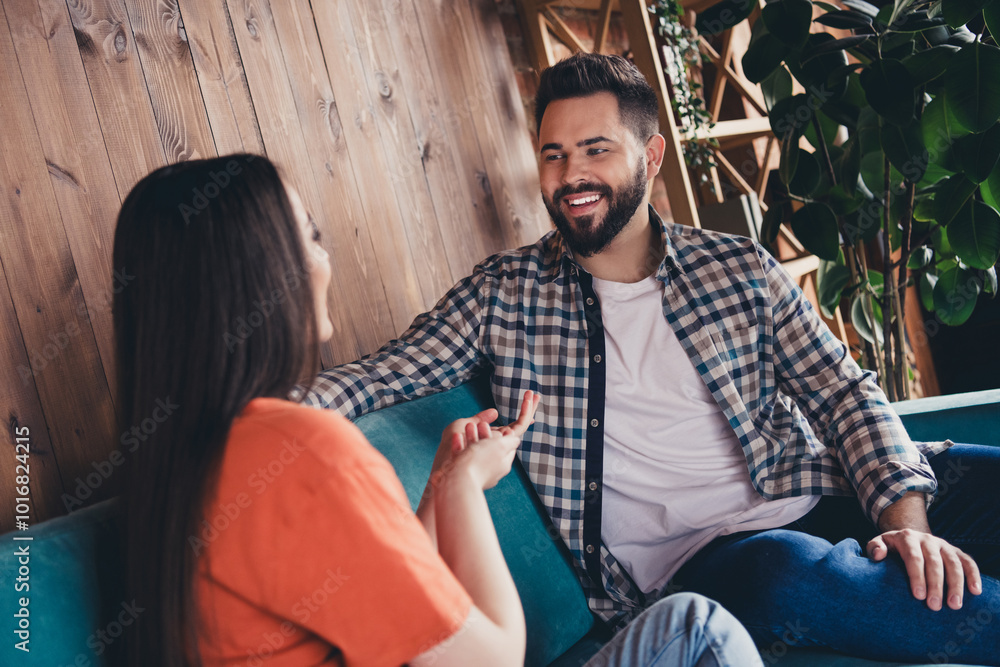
[[761, 246, 938, 526], [300, 270, 492, 419]]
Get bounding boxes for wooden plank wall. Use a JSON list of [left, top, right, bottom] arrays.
[[0, 0, 549, 531]]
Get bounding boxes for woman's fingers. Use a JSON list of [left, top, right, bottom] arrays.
[[506, 390, 541, 437]]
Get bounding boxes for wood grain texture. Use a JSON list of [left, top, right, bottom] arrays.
[[0, 0, 544, 528], [260, 0, 399, 361], [345, 0, 455, 301], [65, 0, 167, 195], [379, 0, 505, 278], [5, 0, 123, 407], [124, 0, 217, 162], [307, 0, 436, 330], [177, 0, 264, 155], [0, 3, 119, 530], [415, 0, 549, 252]]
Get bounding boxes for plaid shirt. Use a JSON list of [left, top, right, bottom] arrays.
[[304, 206, 946, 629]]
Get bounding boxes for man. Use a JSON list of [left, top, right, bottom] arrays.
[[306, 53, 999, 663]]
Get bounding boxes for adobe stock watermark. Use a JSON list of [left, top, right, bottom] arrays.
[[60, 397, 179, 512], [188, 437, 307, 556], [759, 619, 811, 664], [222, 254, 322, 353], [17, 267, 134, 387], [927, 595, 1000, 664], [179, 157, 257, 224]]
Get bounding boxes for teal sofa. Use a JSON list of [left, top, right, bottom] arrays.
[[2, 382, 996, 666]]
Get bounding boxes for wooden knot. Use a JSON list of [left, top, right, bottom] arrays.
[[113, 25, 127, 57], [375, 71, 392, 100]]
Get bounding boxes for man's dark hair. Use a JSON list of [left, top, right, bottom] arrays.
[[534, 52, 660, 143]]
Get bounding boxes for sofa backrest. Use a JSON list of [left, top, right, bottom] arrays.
[[353, 375, 595, 667], [0, 498, 123, 666]]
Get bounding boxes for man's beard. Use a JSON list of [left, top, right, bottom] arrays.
[[542, 158, 647, 258]]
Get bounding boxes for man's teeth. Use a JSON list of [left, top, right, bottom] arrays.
[[567, 194, 601, 206]]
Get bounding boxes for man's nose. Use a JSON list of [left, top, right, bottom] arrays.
[[561, 153, 590, 186]]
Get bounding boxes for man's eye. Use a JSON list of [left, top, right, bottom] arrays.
[[544, 154, 564, 161], [588, 148, 608, 156]]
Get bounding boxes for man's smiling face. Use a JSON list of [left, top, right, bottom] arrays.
[[538, 91, 649, 258]]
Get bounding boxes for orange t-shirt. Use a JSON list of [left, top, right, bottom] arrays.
[[195, 398, 472, 666]]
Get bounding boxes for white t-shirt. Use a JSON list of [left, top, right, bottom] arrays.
[[593, 274, 818, 595]]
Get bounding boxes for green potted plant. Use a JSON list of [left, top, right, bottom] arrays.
[[692, 0, 1000, 399]]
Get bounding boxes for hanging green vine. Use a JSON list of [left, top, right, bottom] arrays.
[[650, 0, 718, 187]]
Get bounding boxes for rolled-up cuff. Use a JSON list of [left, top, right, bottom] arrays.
[[860, 459, 940, 527]]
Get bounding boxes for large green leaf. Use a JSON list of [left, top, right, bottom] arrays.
[[763, 0, 814, 48], [986, 2, 1000, 43], [985, 265, 998, 295], [921, 92, 970, 173], [696, 0, 758, 34], [789, 34, 850, 100], [933, 262, 981, 324], [742, 33, 791, 84], [803, 109, 842, 153], [944, 42, 1000, 133], [942, 0, 987, 28], [860, 59, 917, 125], [953, 123, 1000, 182], [791, 202, 841, 260], [788, 148, 823, 195], [880, 119, 928, 183], [840, 134, 863, 195], [933, 173, 977, 225], [780, 134, 802, 185], [980, 162, 1000, 208], [902, 45, 960, 86], [920, 271, 938, 311], [815, 9, 874, 29], [761, 67, 794, 111], [769, 94, 813, 137], [817, 260, 853, 317], [851, 292, 885, 343], [948, 199, 1000, 268], [844, 197, 884, 244]]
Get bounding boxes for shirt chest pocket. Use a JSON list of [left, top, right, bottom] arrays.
[[708, 310, 760, 377]]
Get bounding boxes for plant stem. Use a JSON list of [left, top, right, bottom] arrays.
[[896, 181, 916, 400], [881, 155, 896, 401], [813, 117, 837, 187]]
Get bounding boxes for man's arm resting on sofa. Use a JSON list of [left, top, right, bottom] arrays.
[[302, 271, 492, 419]]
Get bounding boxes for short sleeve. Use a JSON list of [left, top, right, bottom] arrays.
[[202, 409, 472, 666]]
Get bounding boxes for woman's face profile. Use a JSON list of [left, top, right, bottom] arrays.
[[285, 182, 334, 343]]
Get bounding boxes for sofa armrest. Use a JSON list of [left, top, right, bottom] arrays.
[[893, 389, 1000, 447]]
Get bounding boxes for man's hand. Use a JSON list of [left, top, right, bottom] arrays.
[[868, 492, 982, 611]]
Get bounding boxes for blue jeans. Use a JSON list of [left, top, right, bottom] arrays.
[[586, 593, 763, 667], [670, 445, 1000, 665]]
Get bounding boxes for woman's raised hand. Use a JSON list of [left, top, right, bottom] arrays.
[[433, 390, 541, 490]]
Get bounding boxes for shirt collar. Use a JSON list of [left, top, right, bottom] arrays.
[[558, 204, 680, 280]]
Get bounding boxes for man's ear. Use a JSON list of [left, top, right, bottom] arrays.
[[645, 134, 667, 180]]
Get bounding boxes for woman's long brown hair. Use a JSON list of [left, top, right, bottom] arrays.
[[111, 155, 319, 665]]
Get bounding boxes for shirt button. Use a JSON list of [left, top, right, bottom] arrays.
[[588, 481, 598, 491], [593, 354, 602, 363], [585, 297, 595, 306], [585, 544, 595, 554], [590, 418, 599, 427], [571, 266, 578, 275]]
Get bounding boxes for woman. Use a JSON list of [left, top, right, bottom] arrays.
[[113, 154, 760, 666]]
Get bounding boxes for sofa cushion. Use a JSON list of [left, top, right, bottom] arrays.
[[0, 499, 123, 666], [354, 375, 595, 667]]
